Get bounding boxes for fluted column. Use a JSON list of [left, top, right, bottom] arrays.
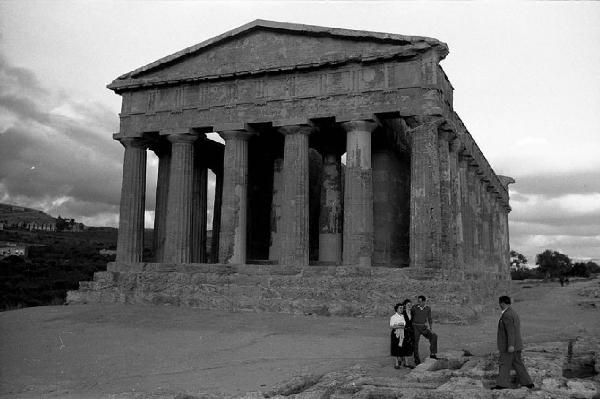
[[279, 125, 312, 266], [502, 205, 511, 280], [151, 142, 171, 262], [319, 152, 343, 263], [164, 133, 198, 263], [450, 139, 464, 272], [210, 167, 223, 263], [116, 137, 148, 263], [269, 158, 284, 261], [409, 120, 442, 269], [438, 131, 454, 271], [218, 130, 252, 264], [458, 155, 470, 272], [191, 143, 208, 263], [474, 173, 485, 273], [466, 162, 479, 273], [342, 120, 376, 267]]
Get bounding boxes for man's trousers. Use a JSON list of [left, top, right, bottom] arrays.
[[413, 324, 437, 363], [496, 350, 533, 388]]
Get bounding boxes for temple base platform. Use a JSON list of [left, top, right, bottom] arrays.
[[67, 262, 510, 324]]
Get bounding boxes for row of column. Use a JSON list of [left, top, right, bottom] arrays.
[[116, 118, 510, 276]]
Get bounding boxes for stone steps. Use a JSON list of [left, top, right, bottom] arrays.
[[67, 262, 508, 321]]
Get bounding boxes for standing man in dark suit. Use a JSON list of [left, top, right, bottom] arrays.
[[411, 295, 438, 364], [492, 295, 535, 390]]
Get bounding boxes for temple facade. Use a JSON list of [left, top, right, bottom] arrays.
[[108, 20, 513, 278]]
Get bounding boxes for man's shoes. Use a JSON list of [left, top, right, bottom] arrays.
[[429, 354, 438, 359], [491, 385, 507, 390], [394, 365, 401, 369], [524, 384, 535, 389]]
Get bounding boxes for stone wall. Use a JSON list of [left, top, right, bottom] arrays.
[[68, 262, 510, 323]]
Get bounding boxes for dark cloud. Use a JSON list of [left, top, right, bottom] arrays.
[[0, 54, 154, 226]]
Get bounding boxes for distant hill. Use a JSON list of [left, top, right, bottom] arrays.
[[0, 203, 56, 226]]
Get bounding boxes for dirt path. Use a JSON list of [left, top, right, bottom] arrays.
[[1, 278, 598, 398]]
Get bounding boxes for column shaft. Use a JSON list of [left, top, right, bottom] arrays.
[[458, 156, 470, 272], [116, 138, 147, 262], [438, 131, 454, 270], [164, 134, 197, 263], [342, 120, 376, 267], [409, 122, 442, 269], [218, 131, 251, 264], [269, 158, 284, 261], [279, 126, 311, 266], [319, 152, 342, 263], [450, 141, 464, 272], [191, 150, 208, 263], [210, 168, 223, 263], [152, 144, 170, 262]]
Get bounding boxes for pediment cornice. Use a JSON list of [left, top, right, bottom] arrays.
[[108, 20, 448, 93]]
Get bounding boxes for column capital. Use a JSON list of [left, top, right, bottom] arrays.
[[148, 141, 170, 157], [278, 124, 313, 136], [438, 130, 453, 142], [340, 120, 377, 133], [119, 137, 149, 149], [450, 138, 463, 153], [167, 133, 198, 144], [220, 129, 254, 141]]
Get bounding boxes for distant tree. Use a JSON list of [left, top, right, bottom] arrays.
[[569, 262, 590, 278], [510, 250, 528, 269], [586, 261, 600, 274], [535, 249, 572, 278]]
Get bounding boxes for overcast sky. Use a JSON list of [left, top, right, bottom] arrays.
[[0, 1, 599, 263]]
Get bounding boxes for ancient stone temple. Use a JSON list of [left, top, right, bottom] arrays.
[[69, 20, 514, 320]]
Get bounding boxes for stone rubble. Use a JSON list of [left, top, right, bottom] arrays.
[[106, 337, 599, 399]]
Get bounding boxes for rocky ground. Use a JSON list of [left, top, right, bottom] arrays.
[[1, 278, 599, 399]]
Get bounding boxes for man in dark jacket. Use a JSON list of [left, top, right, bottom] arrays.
[[492, 296, 534, 390]]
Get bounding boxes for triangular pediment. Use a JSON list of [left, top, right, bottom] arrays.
[[108, 20, 447, 92]]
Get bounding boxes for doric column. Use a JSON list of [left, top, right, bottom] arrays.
[[191, 142, 208, 263], [466, 162, 479, 273], [218, 130, 252, 264], [450, 139, 464, 272], [269, 158, 284, 261], [164, 132, 198, 263], [279, 125, 312, 266], [151, 142, 171, 262], [116, 137, 148, 263], [438, 130, 454, 271], [458, 154, 471, 272], [474, 172, 485, 273], [319, 152, 343, 263], [409, 120, 442, 269], [502, 205, 511, 280], [210, 167, 223, 263], [342, 120, 376, 267]]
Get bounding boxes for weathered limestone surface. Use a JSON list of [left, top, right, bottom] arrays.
[[279, 125, 311, 267], [318, 152, 343, 263], [409, 120, 442, 269], [219, 130, 252, 264], [269, 158, 284, 261], [342, 120, 376, 267], [191, 147, 207, 263], [77, 21, 517, 318], [438, 130, 454, 271], [69, 262, 508, 322], [151, 143, 170, 262], [163, 133, 197, 263], [116, 138, 147, 263]]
